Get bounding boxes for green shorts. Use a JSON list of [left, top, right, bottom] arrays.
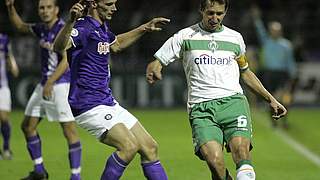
[[189, 93, 253, 160]]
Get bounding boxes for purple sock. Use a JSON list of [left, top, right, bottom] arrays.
[[142, 160, 168, 180], [69, 141, 82, 179], [1, 121, 11, 150], [100, 152, 128, 180], [27, 135, 45, 173]]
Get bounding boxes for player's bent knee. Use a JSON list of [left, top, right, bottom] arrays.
[[119, 138, 139, 157], [61, 122, 78, 137], [140, 140, 159, 161], [0, 111, 9, 121], [21, 119, 36, 134], [232, 144, 250, 162]]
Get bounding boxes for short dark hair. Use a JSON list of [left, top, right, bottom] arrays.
[[39, 0, 58, 6], [200, 0, 229, 11]]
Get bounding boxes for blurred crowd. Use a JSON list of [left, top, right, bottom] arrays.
[[1, 0, 320, 108], [1, 0, 320, 73]]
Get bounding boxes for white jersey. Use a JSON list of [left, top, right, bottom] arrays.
[[155, 23, 248, 105]]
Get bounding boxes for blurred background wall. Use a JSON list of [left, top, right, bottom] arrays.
[[1, 0, 320, 108]]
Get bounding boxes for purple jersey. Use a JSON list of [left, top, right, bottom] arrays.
[[67, 16, 116, 116], [31, 18, 70, 85], [0, 33, 9, 88]]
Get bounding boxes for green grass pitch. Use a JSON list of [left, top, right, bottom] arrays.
[[0, 108, 319, 179]]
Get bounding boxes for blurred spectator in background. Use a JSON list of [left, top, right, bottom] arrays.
[[0, 33, 19, 160], [251, 5, 297, 129]]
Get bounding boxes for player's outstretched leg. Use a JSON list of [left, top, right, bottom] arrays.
[[21, 116, 48, 180], [60, 122, 82, 180], [0, 111, 12, 160], [130, 121, 168, 180], [198, 141, 226, 180], [100, 123, 139, 180], [229, 137, 255, 180]]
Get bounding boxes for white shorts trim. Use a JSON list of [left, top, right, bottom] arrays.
[[75, 104, 138, 139], [24, 83, 74, 122], [0, 86, 11, 111]]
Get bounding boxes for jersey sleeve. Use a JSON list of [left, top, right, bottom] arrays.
[[107, 29, 116, 45], [70, 23, 88, 48], [154, 31, 183, 66], [30, 23, 42, 38], [236, 34, 249, 71]]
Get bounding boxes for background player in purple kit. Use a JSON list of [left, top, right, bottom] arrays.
[[53, 0, 170, 179], [6, 0, 82, 179], [0, 33, 19, 160]]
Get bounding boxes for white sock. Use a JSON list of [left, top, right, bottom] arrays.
[[236, 164, 255, 180]]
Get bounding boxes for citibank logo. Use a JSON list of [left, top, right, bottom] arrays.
[[194, 54, 232, 65]]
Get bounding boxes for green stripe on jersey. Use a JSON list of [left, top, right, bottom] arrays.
[[182, 39, 241, 56]]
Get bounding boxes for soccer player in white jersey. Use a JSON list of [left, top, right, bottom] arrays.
[[6, 0, 82, 179], [146, 0, 287, 179], [0, 33, 19, 160]]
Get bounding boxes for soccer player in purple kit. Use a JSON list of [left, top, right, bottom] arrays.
[[6, 0, 82, 179], [0, 33, 19, 160], [53, 0, 170, 179]]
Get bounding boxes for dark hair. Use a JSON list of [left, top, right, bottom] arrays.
[[199, 0, 229, 11], [39, 0, 58, 6], [81, 0, 96, 16]]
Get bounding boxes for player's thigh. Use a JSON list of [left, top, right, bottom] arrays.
[[130, 121, 158, 151], [21, 115, 41, 132], [228, 136, 251, 153], [0, 86, 11, 113], [75, 104, 137, 140], [221, 94, 252, 147], [200, 140, 224, 161], [24, 84, 45, 118], [60, 121, 78, 136], [102, 123, 138, 150], [190, 102, 224, 159], [0, 110, 9, 121], [191, 118, 223, 160]]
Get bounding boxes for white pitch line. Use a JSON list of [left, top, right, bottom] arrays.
[[254, 109, 320, 168], [274, 129, 320, 168]]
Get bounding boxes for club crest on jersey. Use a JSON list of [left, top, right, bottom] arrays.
[[71, 28, 79, 37], [97, 42, 110, 55], [208, 40, 218, 52]]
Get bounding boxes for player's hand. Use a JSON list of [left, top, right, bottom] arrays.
[[142, 17, 170, 32], [269, 100, 287, 120], [69, 0, 86, 22], [11, 66, 19, 77], [146, 60, 163, 84], [43, 81, 54, 100], [250, 5, 261, 20], [5, 0, 14, 7]]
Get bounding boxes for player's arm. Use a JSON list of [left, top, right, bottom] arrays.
[[53, 1, 85, 54], [6, 0, 32, 34], [43, 52, 69, 99], [111, 17, 170, 53], [238, 55, 287, 119], [6, 42, 19, 77], [146, 59, 163, 84], [250, 6, 268, 44]]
